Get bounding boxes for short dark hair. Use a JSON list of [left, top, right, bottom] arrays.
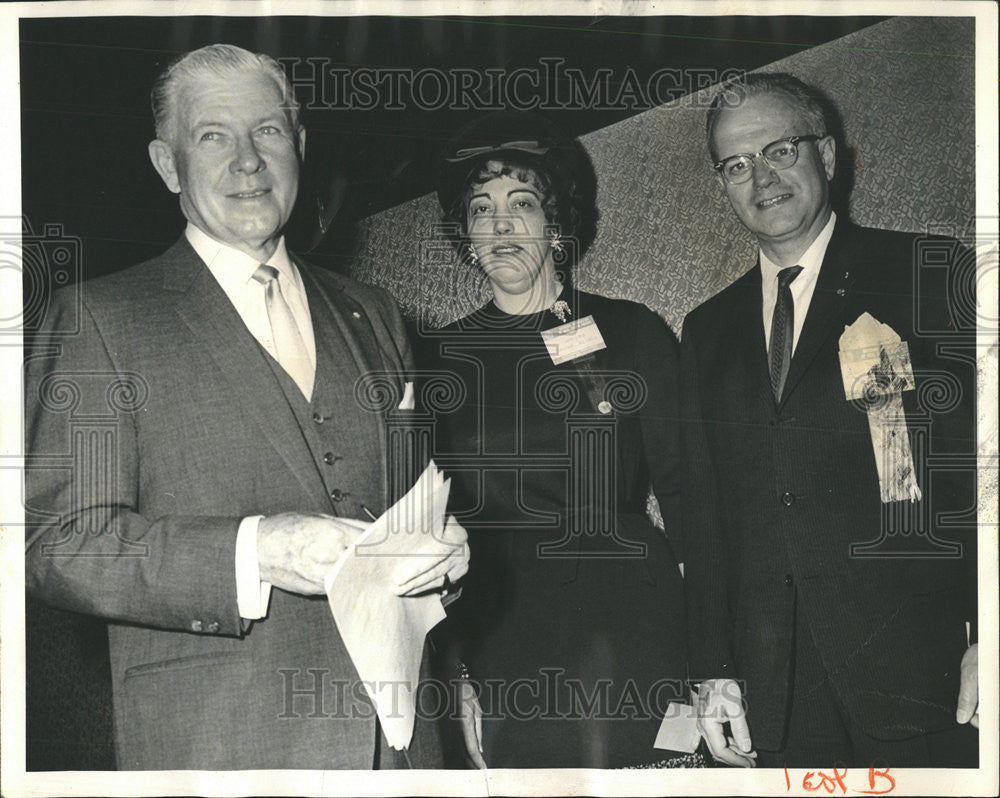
[[705, 72, 828, 160]]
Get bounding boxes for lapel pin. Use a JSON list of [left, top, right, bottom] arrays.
[[352, 311, 361, 319], [837, 288, 847, 296]]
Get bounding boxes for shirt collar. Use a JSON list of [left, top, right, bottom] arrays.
[[184, 223, 295, 293], [760, 210, 837, 284]]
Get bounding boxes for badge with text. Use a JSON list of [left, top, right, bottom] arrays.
[[540, 315, 607, 365]]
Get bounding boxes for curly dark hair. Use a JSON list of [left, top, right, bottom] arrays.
[[442, 152, 593, 270]]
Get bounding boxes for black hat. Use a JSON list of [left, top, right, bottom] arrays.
[[435, 111, 581, 214]]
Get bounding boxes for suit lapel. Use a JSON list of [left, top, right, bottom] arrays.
[[779, 222, 859, 408], [727, 265, 777, 414], [165, 239, 326, 499], [296, 262, 387, 386]]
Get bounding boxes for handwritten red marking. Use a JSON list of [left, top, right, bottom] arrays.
[[785, 765, 894, 795], [802, 765, 848, 794], [855, 766, 895, 795]]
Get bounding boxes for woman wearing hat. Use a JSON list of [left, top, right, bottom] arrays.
[[423, 112, 691, 769]]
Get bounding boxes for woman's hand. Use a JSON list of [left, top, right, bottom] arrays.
[[457, 678, 487, 769]]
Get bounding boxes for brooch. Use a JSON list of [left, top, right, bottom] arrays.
[[549, 299, 571, 323]]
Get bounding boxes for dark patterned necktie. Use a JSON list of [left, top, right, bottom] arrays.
[[769, 265, 803, 402]]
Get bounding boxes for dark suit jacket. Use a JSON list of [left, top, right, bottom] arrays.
[[24, 237, 437, 769], [681, 222, 977, 748]]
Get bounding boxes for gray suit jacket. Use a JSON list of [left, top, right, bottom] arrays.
[[25, 237, 436, 769]]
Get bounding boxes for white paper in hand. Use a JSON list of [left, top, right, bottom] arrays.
[[324, 461, 451, 750]]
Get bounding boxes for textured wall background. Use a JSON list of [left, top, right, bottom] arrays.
[[347, 16, 975, 335]]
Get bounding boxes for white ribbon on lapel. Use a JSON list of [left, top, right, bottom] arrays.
[[838, 312, 921, 503]]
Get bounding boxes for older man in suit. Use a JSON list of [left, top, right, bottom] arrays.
[[25, 43, 468, 770], [682, 73, 978, 768]]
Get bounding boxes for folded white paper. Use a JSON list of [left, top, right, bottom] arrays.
[[838, 313, 921, 503], [325, 461, 452, 750]]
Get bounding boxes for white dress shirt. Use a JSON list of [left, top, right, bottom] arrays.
[[186, 224, 316, 370], [185, 224, 318, 620], [760, 211, 837, 354]]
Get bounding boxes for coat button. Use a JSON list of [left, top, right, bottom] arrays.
[[781, 491, 795, 506], [189, 620, 203, 632], [331, 489, 345, 502], [784, 574, 794, 587], [313, 412, 325, 424], [323, 452, 338, 465], [205, 621, 220, 633]]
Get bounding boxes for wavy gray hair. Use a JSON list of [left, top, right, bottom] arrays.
[[150, 43, 300, 146]]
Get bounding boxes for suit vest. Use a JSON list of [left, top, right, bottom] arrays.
[[258, 269, 390, 520]]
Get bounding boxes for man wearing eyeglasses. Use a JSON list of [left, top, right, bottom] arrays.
[[681, 73, 978, 768]]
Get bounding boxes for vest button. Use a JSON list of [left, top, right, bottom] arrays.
[[331, 489, 345, 502], [323, 452, 338, 465], [784, 574, 794, 587], [312, 412, 325, 424]]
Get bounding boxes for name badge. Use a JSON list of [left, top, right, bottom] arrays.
[[540, 315, 607, 365]]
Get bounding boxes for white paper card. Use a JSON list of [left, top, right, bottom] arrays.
[[653, 702, 701, 753], [540, 314, 607, 365]]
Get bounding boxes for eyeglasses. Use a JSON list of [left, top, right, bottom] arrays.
[[713, 135, 823, 185]]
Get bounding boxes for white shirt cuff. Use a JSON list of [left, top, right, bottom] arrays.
[[236, 515, 272, 620]]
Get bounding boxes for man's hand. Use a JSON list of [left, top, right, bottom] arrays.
[[694, 678, 757, 767], [394, 515, 470, 596], [456, 678, 487, 769], [257, 512, 369, 595], [956, 643, 979, 728]]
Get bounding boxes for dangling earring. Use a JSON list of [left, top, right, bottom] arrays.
[[549, 234, 565, 254]]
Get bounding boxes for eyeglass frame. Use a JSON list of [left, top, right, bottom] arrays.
[[712, 134, 825, 184]]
